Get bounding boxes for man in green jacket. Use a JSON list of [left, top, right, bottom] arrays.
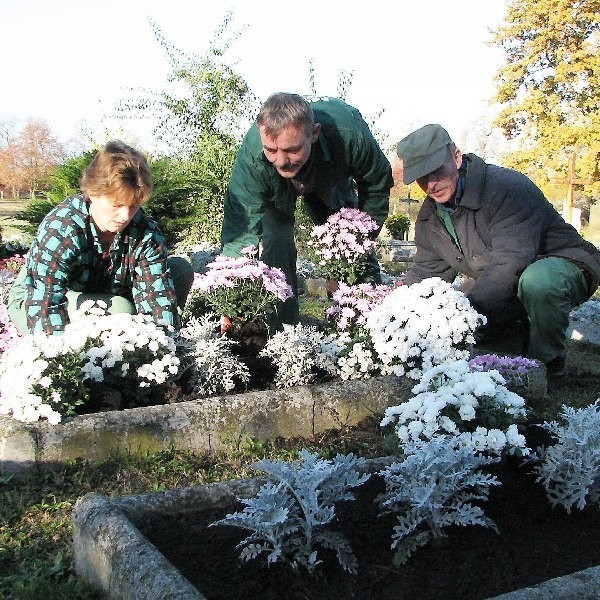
[[396, 123, 600, 377], [221, 93, 393, 327]]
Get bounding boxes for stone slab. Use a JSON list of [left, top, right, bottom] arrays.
[[0, 376, 411, 478]]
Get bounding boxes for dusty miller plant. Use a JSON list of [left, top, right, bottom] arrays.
[[259, 324, 338, 388], [211, 449, 370, 574], [531, 401, 600, 513], [175, 314, 250, 397], [376, 435, 501, 566]]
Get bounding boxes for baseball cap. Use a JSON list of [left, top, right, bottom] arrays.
[[396, 124, 453, 184]]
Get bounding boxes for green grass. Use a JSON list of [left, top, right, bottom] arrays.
[[0, 427, 385, 599], [0, 200, 31, 242]]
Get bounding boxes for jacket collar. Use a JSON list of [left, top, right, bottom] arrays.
[[457, 153, 486, 209]]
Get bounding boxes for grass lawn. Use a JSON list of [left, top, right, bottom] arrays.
[[0, 200, 30, 241]]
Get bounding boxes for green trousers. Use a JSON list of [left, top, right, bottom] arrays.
[[7, 256, 194, 335], [261, 209, 300, 329], [517, 257, 590, 363], [260, 205, 382, 331]]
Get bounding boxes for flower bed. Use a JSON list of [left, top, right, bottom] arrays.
[[73, 451, 600, 600]]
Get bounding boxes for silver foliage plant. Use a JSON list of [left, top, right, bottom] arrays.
[[175, 314, 249, 397], [531, 400, 600, 513], [259, 324, 339, 388], [211, 449, 370, 574], [376, 435, 501, 566]]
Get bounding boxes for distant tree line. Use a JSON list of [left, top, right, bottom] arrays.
[[0, 119, 66, 200]]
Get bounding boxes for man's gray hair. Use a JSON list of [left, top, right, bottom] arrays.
[[257, 93, 315, 137]]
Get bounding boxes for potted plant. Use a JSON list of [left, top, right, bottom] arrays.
[[306, 208, 380, 291], [384, 213, 411, 241], [189, 245, 293, 354]]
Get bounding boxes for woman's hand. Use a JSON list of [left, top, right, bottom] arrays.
[[220, 315, 233, 334]]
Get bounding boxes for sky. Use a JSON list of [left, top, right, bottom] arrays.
[[1, 0, 508, 155]]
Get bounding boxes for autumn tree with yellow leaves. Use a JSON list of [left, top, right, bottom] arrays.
[[491, 0, 599, 204]]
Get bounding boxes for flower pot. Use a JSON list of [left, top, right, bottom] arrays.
[[226, 318, 269, 357]]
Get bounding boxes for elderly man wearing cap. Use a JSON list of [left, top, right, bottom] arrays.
[[396, 123, 600, 377]]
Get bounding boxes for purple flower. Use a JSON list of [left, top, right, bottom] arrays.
[[326, 282, 392, 334], [307, 208, 379, 283], [191, 253, 293, 325], [469, 354, 539, 381]]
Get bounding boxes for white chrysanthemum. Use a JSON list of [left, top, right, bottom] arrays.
[[367, 278, 486, 381], [381, 359, 529, 455], [0, 306, 180, 423], [331, 333, 383, 381]]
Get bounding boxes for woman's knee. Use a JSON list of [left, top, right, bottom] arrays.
[[167, 256, 195, 308]]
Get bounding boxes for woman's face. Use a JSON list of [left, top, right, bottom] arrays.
[[88, 195, 141, 233]]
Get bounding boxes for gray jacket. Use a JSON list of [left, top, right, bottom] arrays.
[[405, 154, 600, 317]]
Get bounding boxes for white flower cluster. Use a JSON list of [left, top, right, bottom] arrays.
[[70, 308, 179, 386], [381, 360, 528, 455], [366, 278, 486, 380], [0, 302, 180, 423], [0, 332, 71, 423], [260, 324, 338, 388], [176, 314, 250, 397], [334, 334, 382, 381]]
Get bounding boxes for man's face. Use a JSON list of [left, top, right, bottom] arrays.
[[259, 123, 320, 178], [416, 147, 463, 204]]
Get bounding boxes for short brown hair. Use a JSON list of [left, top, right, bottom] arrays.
[[257, 93, 314, 137], [80, 140, 152, 206]]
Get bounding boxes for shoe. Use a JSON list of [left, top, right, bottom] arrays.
[[545, 354, 567, 378]]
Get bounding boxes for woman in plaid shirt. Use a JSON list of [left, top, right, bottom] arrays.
[[8, 140, 193, 335]]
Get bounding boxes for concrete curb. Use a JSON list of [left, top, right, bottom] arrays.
[[1, 363, 549, 479], [487, 566, 600, 600], [0, 375, 414, 478], [73, 492, 206, 600]]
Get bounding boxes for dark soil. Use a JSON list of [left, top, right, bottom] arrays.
[[139, 457, 600, 600]]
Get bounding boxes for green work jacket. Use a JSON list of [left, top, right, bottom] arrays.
[[221, 96, 392, 256]]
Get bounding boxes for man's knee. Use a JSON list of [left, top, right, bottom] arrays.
[[518, 257, 587, 305], [518, 266, 550, 299]]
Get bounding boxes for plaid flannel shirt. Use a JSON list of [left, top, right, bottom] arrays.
[[24, 196, 178, 333]]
